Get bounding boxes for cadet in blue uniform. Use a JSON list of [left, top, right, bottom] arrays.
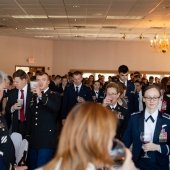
[[123, 85, 170, 170], [103, 82, 128, 140]]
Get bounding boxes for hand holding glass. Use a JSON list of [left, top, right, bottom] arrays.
[[17, 99, 23, 107], [140, 132, 152, 158]]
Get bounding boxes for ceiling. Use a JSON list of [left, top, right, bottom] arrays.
[[0, 0, 170, 41]]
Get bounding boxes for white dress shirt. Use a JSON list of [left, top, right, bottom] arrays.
[[144, 109, 158, 142]]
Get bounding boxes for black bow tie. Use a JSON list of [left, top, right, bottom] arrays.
[[145, 115, 154, 123]]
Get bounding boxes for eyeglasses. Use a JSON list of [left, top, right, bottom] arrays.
[[106, 93, 118, 96], [144, 96, 160, 101]]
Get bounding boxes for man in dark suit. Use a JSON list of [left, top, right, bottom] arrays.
[[92, 80, 104, 103], [28, 71, 61, 170], [134, 80, 144, 112], [6, 69, 32, 138], [118, 65, 136, 115], [61, 71, 92, 119], [123, 85, 170, 170]]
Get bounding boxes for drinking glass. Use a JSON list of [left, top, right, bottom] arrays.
[[92, 95, 96, 102], [17, 99, 23, 107], [110, 139, 126, 169], [30, 81, 38, 90], [140, 132, 152, 158]]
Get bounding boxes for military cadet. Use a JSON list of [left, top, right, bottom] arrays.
[[28, 71, 61, 170], [103, 82, 128, 140], [123, 85, 170, 170]]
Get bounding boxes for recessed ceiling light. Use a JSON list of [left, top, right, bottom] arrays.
[[25, 27, 53, 30], [106, 16, 144, 19], [73, 5, 80, 8], [12, 15, 48, 19], [35, 36, 53, 38]]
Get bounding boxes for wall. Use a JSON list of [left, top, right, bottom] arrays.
[[0, 36, 54, 75], [0, 35, 169, 76], [53, 40, 170, 75]]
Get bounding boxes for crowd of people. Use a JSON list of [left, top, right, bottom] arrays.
[[0, 64, 170, 170]]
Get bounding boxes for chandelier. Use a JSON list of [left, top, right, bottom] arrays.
[[150, 32, 169, 53]]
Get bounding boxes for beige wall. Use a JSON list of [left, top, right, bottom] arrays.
[[0, 36, 54, 75], [53, 40, 170, 75], [0, 35, 170, 76]]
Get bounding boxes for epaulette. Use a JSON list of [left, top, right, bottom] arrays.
[[131, 112, 140, 116], [162, 113, 170, 120], [50, 91, 56, 94]]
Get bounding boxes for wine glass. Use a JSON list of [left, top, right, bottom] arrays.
[[140, 131, 152, 158], [110, 139, 126, 168], [92, 95, 97, 102]]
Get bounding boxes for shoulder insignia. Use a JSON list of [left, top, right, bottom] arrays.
[[162, 113, 170, 120], [50, 91, 56, 94], [1, 135, 7, 144], [131, 112, 140, 116]]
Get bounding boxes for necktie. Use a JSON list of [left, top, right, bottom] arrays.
[[75, 86, 79, 95], [146, 115, 154, 123], [20, 90, 25, 122]]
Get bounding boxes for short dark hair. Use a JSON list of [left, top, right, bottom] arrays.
[[143, 85, 161, 96], [134, 80, 142, 85], [73, 71, 82, 76], [118, 65, 129, 74], [13, 69, 27, 80], [36, 71, 49, 80]]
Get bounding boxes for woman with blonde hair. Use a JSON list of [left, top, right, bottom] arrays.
[[38, 102, 136, 170]]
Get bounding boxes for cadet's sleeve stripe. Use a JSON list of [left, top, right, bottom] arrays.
[[162, 115, 170, 120], [131, 112, 140, 116], [166, 144, 169, 155]]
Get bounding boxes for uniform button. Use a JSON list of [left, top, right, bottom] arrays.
[[35, 112, 38, 114], [35, 118, 38, 120], [35, 123, 37, 126], [2, 128, 5, 131], [49, 130, 52, 132], [36, 106, 38, 108]]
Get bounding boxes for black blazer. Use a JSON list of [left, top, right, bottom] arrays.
[[29, 89, 61, 149], [91, 90, 104, 103], [5, 84, 32, 136], [108, 103, 128, 140], [123, 111, 170, 170], [61, 84, 92, 119]]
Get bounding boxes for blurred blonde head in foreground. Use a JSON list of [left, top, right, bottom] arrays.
[[44, 102, 117, 170]]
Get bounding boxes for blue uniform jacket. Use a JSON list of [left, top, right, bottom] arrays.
[[123, 111, 170, 170]]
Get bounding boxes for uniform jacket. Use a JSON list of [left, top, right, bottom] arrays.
[[29, 89, 61, 149], [123, 111, 170, 170], [108, 103, 128, 140], [61, 84, 92, 119], [91, 90, 104, 103], [0, 116, 15, 169]]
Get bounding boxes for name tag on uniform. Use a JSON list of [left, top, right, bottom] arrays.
[[159, 128, 167, 143]]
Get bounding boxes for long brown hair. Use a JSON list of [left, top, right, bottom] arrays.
[[44, 103, 117, 170]]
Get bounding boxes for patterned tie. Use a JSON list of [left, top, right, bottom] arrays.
[[20, 90, 25, 122]]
